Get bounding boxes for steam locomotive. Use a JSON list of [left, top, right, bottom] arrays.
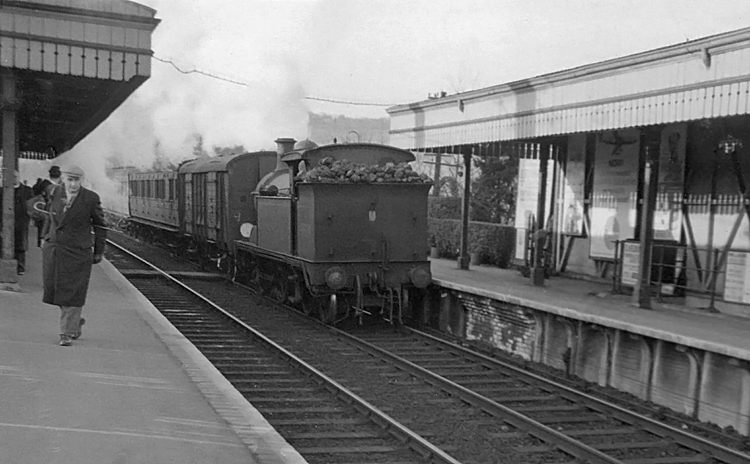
[[127, 138, 432, 323]]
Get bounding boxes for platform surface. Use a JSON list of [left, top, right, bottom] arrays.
[[0, 235, 307, 464], [430, 258, 750, 361]]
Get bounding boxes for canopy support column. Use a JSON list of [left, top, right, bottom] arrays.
[[458, 148, 472, 270], [1, 69, 20, 291]]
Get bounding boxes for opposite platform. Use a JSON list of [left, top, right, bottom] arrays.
[[430, 258, 750, 361], [0, 240, 307, 464]]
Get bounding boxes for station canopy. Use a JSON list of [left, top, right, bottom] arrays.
[[0, 0, 159, 157]]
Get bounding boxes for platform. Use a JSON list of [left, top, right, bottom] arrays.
[[430, 258, 750, 360], [0, 234, 307, 464]]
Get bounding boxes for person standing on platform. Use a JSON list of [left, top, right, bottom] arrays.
[[42, 165, 107, 347], [41, 165, 62, 194], [31, 178, 46, 247], [0, 170, 34, 274]]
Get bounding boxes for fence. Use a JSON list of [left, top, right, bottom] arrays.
[[612, 240, 736, 310]]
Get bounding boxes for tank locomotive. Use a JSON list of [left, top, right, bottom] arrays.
[[127, 138, 432, 323]]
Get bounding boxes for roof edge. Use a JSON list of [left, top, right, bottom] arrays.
[[387, 26, 750, 114], [2, 0, 160, 26]]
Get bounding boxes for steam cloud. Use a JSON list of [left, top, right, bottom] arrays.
[[52, 0, 315, 212]]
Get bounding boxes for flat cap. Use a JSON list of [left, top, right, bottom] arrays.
[[62, 164, 85, 178], [49, 165, 61, 176]]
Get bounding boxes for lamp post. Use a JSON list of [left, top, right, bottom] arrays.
[[457, 147, 472, 270]]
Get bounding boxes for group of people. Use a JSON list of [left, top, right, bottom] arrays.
[[1, 164, 107, 346]]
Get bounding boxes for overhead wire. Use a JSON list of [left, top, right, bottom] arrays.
[[153, 55, 397, 108]]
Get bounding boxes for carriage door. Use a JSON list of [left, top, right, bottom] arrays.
[[206, 172, 218, 241], [182, 173, 192, 234], [195, 173, 206, 237], [217, 172, 228, 246]]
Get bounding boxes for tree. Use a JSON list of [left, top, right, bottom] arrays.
[[212, 145, 246, 157], [470, 153, 517, 224], [192, 134, 208, 158]]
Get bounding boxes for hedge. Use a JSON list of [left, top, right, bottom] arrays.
[[428, 196, 462, 219], [428, 218, 515, 268]]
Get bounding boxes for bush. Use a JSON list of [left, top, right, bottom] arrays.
[[428, 196, 462, 219], [428, 218, 515, 268]]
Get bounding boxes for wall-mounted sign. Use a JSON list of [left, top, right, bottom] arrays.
[[724, 251, 750, 304], [590, 128, 641, 259], [620, 241, 641, 287]]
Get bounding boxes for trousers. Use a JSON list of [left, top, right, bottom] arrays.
[[60, 306, 83, 336], [16, 251, 26, 273]]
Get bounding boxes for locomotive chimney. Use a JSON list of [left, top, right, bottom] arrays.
[[275, 137, 297, 171]]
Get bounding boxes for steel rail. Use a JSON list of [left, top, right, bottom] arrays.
[[329, 329, 623, 464], [106, 239, 464, 464], [407, 327, 750, 464]]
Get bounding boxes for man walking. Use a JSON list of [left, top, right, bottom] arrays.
[[42, 165, 107, 346]]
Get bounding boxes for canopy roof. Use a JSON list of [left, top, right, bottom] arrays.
[[1, 0, 159, 156]]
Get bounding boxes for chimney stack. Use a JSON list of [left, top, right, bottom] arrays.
[[275, 138, 297, 171]]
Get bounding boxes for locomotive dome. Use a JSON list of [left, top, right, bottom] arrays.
[[294, 139, 318, 151]]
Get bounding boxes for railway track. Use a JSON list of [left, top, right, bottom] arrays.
[[106, 235, 750, 464], [107, 239, 459, 464], [343, 328, 750, 464]]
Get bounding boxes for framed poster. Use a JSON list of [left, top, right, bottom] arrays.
[[724, 251, 750, 304], [513, 154, 555, 260], [561, 133, 586, 236], [620, 242, 640, 287], [514, 158, 540, 260], [590, 128, 641, 259]]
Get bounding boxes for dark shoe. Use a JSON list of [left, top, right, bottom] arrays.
[[71, 318, 85, 340], [59, 335, 72, 347]]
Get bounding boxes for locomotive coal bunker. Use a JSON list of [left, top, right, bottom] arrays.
[[128, 137, 432, 324]]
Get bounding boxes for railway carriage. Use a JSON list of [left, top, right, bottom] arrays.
[[178, 150, 276, 266], [128, 170, 180, 240]]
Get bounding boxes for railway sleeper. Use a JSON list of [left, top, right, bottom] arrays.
[[271, 418, 369, 426], [515, 439, 676, 454], [533, 414, 609, 424], [620, 456, 708, 464], [513, 404, 585, 413], [293, 445, 401, 454], [284, 431, 381, 439]]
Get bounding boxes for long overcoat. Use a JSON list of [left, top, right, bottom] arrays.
[[42, 186, 107, 307]]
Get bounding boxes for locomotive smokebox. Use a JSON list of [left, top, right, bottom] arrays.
[[274, 138, 297, 171]]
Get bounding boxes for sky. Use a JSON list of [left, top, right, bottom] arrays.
[[52, 0, 750, 197]]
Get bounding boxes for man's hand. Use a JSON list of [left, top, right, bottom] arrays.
[[93, 254, 103, 264]]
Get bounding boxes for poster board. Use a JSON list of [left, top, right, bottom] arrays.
[[561, 133, 586, 236], [514, 158, 540, 260], [654, 123, 686, 241], [620, 242, 640, 287], [724, 251, 750, 304], [590, 128, 641, 259], [513, 154, 555, 261]]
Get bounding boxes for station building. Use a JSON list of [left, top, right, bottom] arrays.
[[388, 27, 750, 319]]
